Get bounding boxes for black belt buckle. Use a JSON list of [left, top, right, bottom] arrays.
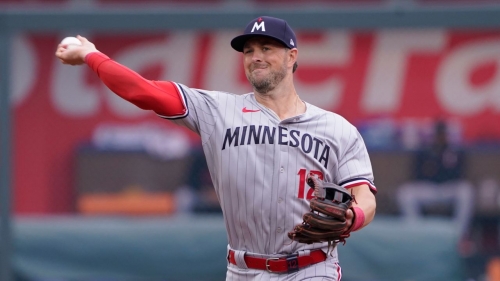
[[286, 254, 299, 273]]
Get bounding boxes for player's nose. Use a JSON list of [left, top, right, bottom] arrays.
[[250, 50, 264, 62], [251, 56, 263, 64]]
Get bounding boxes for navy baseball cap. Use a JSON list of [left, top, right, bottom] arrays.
[[231, 16, 297, 52]]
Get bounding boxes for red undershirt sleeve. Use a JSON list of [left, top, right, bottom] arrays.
[[84, 52, 187, 117]]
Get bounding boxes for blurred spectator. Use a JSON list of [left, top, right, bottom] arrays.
[[396, 120, 474, 239]]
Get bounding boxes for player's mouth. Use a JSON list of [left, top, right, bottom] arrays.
[[250, 63, 268, 72], [252, 68, 266, 74], [251, 68, 269, 78]]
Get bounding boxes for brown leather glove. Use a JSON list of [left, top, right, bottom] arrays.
[[288, 174, 354, 245]]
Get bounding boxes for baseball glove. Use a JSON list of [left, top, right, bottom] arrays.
[[288, 174, 354, 247]]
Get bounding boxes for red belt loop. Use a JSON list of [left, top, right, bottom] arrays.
[[228, 249, 327, 274]]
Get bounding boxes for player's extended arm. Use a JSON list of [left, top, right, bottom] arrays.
[[346, 184, 376, 231], [55, 35, 185, 117]]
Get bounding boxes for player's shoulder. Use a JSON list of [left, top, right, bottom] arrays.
[[175, 83, 249, 99], [306, 102, 356, 127]]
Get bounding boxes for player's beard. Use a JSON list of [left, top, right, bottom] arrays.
[[247, 60, 287, 94]]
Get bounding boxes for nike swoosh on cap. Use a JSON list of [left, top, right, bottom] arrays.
[[242, 107, 261, 113]]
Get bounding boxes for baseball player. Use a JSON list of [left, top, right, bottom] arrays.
[[56, 16, 377, 280]]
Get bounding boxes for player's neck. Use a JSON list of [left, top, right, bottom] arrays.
[[254, 83, 305, 120]]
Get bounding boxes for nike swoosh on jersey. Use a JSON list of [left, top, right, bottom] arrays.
[[242, 107, 261, 113]]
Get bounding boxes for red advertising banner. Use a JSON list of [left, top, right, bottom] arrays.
[[12, 30, 500, 213]]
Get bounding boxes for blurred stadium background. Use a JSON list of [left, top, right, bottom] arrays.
[[2, 0, 500, 280]]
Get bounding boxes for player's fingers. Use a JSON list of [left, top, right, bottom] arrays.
[[346, 208, 354, 220], [77, 35, 88, 44], [76, 35, 98, 52], [345, 208, 354, 228], [57, 45, 70, 53], [55, 48, 67, 59], [55, 50, 63, 58]]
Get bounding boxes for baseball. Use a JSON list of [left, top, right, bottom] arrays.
[[60, 36, 82, 47]]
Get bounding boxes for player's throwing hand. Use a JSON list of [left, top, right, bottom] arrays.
[[55, 35, 98, 65]]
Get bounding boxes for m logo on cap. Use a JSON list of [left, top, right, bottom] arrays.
[[251, 21, 265, 33], [230, 16, 297, 52]]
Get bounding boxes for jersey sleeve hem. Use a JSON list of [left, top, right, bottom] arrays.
[[156, 82, 189, 120], [339, 178, 377, 194]]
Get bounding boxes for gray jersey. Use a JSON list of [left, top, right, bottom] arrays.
[[164, 83, 376, 262]]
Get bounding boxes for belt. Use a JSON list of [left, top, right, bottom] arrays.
[[228, 249, 326, 274]]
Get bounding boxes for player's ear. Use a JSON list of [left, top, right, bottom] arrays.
[[288, 48, 298, 69]]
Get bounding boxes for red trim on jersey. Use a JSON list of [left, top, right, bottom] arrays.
[[335, 262, 342, 281], [85, 52, 186, 117], [343, 180, 377, 194]]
